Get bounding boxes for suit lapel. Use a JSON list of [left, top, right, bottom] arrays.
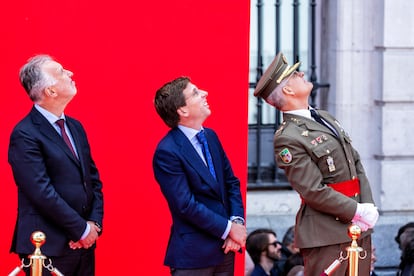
[[317, 111, 346, 141], [172, 129, 221, 196], [31, 108, 81, 166]]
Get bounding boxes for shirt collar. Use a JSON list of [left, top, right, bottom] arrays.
[[178, 125, 203, 140], [284, 107, 312, 120], [34, 104, 66, 125]]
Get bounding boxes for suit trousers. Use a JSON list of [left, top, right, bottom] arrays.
[[20, 248, 95, 276], [170, 252, 235, 276], [301, 235, 371, 276]]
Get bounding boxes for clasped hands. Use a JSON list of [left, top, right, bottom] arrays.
[[69, 221, 101, 250], [222, 222, 247, 254], [352, 203, 379, 232]]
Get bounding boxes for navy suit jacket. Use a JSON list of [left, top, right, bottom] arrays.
[[8, 106, 104, 256], [153, 127, 244, 269]]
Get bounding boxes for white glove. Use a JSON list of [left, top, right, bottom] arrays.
[[352, 220, 370, 232], [352, 203, 379, 229]]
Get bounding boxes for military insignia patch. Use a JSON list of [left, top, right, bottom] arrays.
[[279, 148, 292, 164]]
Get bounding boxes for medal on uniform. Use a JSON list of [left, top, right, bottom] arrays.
[[327, 156, 336, 172]]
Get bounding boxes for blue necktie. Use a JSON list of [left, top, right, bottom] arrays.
[[196, 130, 217, 180]]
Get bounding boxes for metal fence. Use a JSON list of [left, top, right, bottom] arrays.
[[247, 0, 329, 189]]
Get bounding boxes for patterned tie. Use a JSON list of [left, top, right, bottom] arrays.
[[56, 119, 78, 159], [310, 109, 337, 136], [196, 130, 217, 180]]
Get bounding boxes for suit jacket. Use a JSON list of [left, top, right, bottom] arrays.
[[8, 106, 104, 256], [273, 110, 374, 249], [152, 127, 244, 269]]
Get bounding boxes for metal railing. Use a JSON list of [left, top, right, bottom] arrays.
[[248, 0, 330, 189]]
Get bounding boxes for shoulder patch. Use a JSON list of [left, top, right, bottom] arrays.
[[279, 148, 292, 164]]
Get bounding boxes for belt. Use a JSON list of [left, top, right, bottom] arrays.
[[301, 178, 360, 204], [327, 178, 360, 197]]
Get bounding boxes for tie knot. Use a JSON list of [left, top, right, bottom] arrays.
[[56, 119, 65, 129], [310, 109, 320, 119], [196, 130, 207, 144]]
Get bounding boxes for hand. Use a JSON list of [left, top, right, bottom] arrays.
[[70, 221, 101, 250], [228, 222, 247, 248], [80, 221, 101, 249], [353, 220, 370, 232], [69, 240, 83, 250], [222, 237, 241, 254], [353, 203, 379, 229]]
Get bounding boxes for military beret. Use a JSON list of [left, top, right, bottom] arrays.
[[253, 52, 301, 99]]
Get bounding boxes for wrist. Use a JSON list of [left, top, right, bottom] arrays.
[[94, 221, 102, 230], [231, 218, 245, 225]]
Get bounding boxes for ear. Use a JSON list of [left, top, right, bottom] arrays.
[[45, 87, 57, 97], [282, 85, 294, 96], [177, 106, 189, 117]]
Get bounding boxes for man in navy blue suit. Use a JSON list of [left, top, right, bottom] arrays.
[[8, 55, 104, 275], [153, 76, 247, 276]]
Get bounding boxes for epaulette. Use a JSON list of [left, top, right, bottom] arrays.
[[275, 121, 287, 136]]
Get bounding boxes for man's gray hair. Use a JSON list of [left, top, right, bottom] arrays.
[[265, 77, 289, 110], [19, 55, 57, 102]]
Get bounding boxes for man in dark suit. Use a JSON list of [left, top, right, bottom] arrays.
[[253, 53, 379, 275], [8, 55, 104, 275], [153, 76, 247, 276]]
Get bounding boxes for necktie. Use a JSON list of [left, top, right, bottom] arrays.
[[310, 109, 337, 136], [196, 130, 217, 180], [56, 119, 78, 159]]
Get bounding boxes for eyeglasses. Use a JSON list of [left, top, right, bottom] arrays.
[[185, 88, 201, 101], [268, 241, 279, 247]]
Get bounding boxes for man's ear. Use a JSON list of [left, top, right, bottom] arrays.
[[177, 107, 188, 117], [282, 85, 294, 95], [45, 87, 57, 97]]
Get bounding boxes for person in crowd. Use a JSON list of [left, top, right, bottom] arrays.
[[245, 250, 255, 276], [282, 253, 304, 276], [253, 52, 379, 275], [275, 225, 300, 273], [246, 228, 282, 276], [153, 76, 246, 276], [396, 222, 414, 276], [286, 265, 304, 276], [8, 55, 104, 275], [370, 242, 377, 276]]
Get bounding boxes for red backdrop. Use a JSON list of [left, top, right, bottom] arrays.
[[0, 1, 250, 274]]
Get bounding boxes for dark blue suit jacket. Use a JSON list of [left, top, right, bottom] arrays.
[[153, 127, 244, 269], [8, 107, 104, 256]]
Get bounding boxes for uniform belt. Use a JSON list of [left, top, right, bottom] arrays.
[[327, 178, 360, 197], [301, 178, 360, 204]]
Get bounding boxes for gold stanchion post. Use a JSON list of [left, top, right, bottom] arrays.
[[30, 231, 47, 276], [346, 225, 366, 276], [321, 224, 368, 276], [8, 231, 64, 276]]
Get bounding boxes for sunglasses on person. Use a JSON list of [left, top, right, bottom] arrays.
[[268, 241, 280, 247]]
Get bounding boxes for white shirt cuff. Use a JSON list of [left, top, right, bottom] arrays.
[[80, 222, 90, 240]]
